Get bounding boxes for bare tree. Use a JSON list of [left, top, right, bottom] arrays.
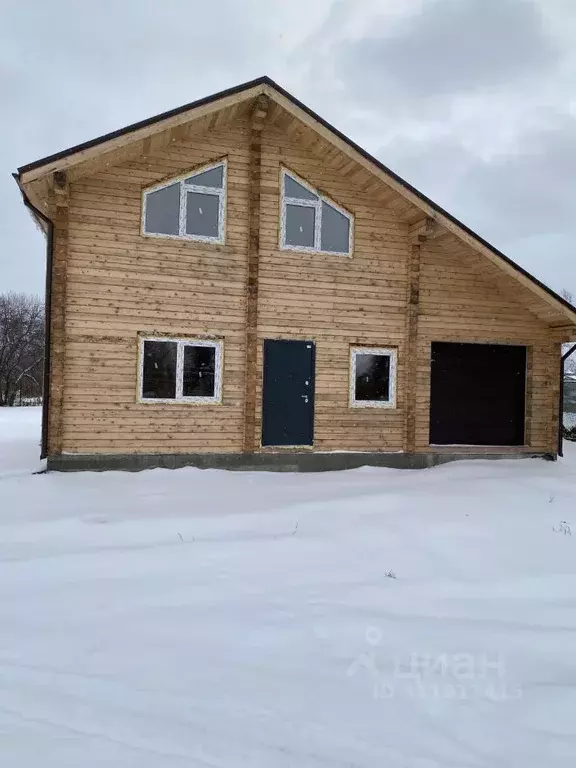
[[0, 293, 44, 406]]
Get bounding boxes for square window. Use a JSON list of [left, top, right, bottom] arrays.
[[142, 340, 177, 399], [285, 204, 316, 247], [183, 345, 216, 397], [186, 192, 220, 238], [350, 348, 397, 408]]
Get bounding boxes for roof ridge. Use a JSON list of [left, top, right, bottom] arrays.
[[14, 75, 576, 320]]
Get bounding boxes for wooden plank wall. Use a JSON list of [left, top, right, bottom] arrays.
[[416, 241, 559, 453], [46, 174, 70, 455], [254, 123, 410, 452], [61, 121, 251, 454], [404, 243, 421, 453], [243, 96, 269, 452], [56, 111, 560, 456]]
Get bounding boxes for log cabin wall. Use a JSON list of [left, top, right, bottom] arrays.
[[46, 175, 70, 455], [416, 242, 559, 454], [61, 121, 251, 454], [55, 110, 560, 456], [254, 123, 409, 452]]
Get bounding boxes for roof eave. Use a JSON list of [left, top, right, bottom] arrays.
[[13, 75, 576, 326], [16, 76, 272, 182]]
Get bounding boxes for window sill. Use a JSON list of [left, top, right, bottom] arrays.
[[138, 398, 223, 406], [140, 231, 225, 246], [279, 244, 352, 258], [350, 402, 397, 409]]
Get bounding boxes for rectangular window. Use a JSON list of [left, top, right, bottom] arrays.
[[142, 340, 177, 399], [185, 192, 220, 238], [350, 347, 397, 408], [285, 204, 316, 247], [182, 345, 216, 397], [139, 337, 222, 403]]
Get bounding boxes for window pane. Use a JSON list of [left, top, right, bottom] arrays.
[[355, 354, 391, 402], [142, 341, 177, 399], [186, 192, 220, 238], [284, 175, 318, 201], [285, 204, 315, 247], [183, 345, 216, 397], [144, 183, 180, 235], [185, 165, 224, 188], [321, 201, 350, 253]]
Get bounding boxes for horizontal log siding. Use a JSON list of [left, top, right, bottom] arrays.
[[60, 122, 251, 453], [416, 242, 559, 453], [254, 125, 409, 452], [55, 112, 560, 457]]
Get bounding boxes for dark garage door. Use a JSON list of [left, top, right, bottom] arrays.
[[430, 342, 527, 446]]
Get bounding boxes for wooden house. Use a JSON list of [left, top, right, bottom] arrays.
[[14, 77, 576, 471]]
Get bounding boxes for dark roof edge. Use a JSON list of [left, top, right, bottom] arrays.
[[14, 75, 576, 319], [269, 80, 576, 319], [12, 172, 50, 233], [16, 75, 272, 176]]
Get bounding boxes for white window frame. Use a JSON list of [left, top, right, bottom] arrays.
[[349, 347, 397, 409], [141, 159, 227, 244], [279, 168, 353, 256], [138, 336, 223, 404]]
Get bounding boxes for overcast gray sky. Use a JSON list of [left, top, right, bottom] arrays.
[[2, 0, 576, 299]]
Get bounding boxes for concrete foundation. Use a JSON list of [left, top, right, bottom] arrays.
[[46, 451, 555, 472]]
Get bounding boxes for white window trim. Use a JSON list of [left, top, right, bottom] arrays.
[[279, 168, 353, 257], [141, 159, 227, 244], [349, 346, 397, 409], [138, 336, 223, 404]]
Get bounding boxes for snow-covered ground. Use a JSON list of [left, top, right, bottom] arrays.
[[0, 406, 43, 478], [1, 408, 576, 767]]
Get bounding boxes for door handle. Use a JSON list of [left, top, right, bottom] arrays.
[[301, 395, 309, 403]]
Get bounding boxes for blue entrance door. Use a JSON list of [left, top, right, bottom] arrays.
[[262, 340, 315, 447]]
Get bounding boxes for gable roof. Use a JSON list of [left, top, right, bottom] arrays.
[[14, 75, 576, 328]]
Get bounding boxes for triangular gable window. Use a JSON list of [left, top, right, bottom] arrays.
[[142, 159, 227, 243], [280, 169, 353, 256]]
